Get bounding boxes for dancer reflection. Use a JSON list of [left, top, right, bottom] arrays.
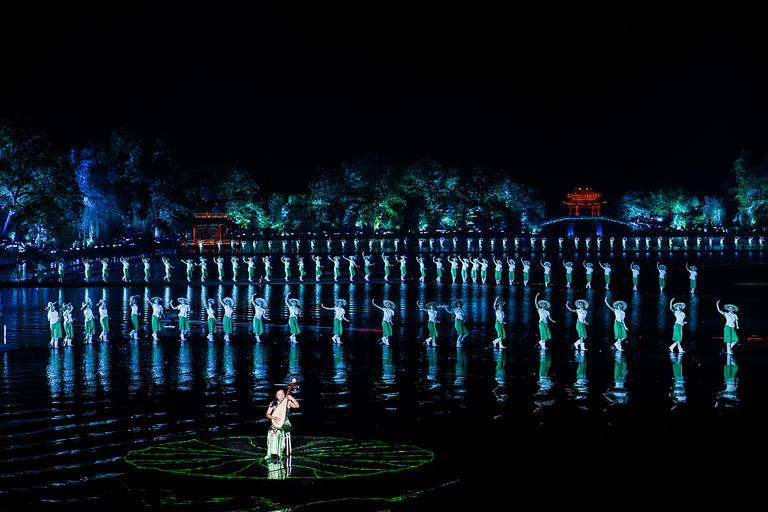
[[321, 299, 350, 344], [251, 295, 270, 342], [285, 295, 301, 343], [716, 300, 739, 355], [443, 300, 469, 347], [668, 298, 687, 353], [535, 293, 554, 350], [605, 298, 628, 351], [417, 301, 442, 346], [265, 384, 299, 460], [491, 297, 506, 349], [372, 299, 395, 345], [566, 299, 589, 351]]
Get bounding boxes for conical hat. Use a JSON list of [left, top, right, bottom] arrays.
[[334, 299, 347, 307], [613, 300, 627, 310], [383, 300, 396, 308], [574, 299, 589, 309], [537, 300, 551, 309], [724, 304, 739, 312]]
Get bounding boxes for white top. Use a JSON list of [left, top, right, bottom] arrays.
[[152, 303, 164, 318], [674, 310, 686, 325], [614, 309, 626, 323], [47, 310, 59, 325], [723, 312, 738, 328]]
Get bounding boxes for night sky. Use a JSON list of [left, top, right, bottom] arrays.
[[2, 2, 767, 205]]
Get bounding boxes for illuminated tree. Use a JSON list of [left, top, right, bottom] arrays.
[[618, 187, 701, 229], [731, 149, 768, 226], [217, 166, 264, 230], [0, 119, 82, 246]]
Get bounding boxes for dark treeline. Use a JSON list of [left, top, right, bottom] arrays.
[[1, 118, 765, 250]]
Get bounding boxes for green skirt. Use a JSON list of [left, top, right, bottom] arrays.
[[495, 321, 505, 339], [538, 321, 551, 341], [724, 325, 738, 343], [382, 320, 393, 337], [576, 320, 587, 339], [614, 321, 627, 339], [253, 317, 264, 335], [672, 323, 684, 342], [333, 318, 343, 335], [454, 319, 469, 336], [50, 322, 63, 338], [289, 317, 300, 334], [427, 320, 438, 339], [224, 316, 234, 334]]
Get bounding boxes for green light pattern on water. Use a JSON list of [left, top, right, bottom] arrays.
[[124, 436, 434, 480]]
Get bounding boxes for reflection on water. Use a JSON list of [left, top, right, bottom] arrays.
[[3, 250, 768, 508]]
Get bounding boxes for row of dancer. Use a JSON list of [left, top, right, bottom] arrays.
[[45, 291, 740, 354]]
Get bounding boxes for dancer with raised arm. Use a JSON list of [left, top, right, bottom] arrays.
[[372, 299, 395, 345], [630, 262, 640, 291], [205, 298, 217, 341], [566, 299, 589, 351], [491, 297, 507, 349], [417, 301, 442, 347], [716, 301, 739, 354], [443, 300, 469, 347], [171, 298, 191, 341], [128, 295, 140, 339], [535, 293, 554, 350], [657, 262, 667, 292], [220, 296, 235, 342], [583, 261, 593, 289], [669, 298, 687, 353], [149, 297, 164, 341], [285, 295, 301, 343], [605, 298, 629, 351], [82, 298, 95, 344], [251, 295, 270, 342], [686, 263, 697, 294], [599, 261, 611, 290], [321, 299, 350, 344], [46, 302, 62, 349], [564, 260, 573, 288]]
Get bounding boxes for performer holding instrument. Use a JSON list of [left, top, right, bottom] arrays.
[[265, 378, 300, 460]]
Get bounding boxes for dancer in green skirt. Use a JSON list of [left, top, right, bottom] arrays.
[[46, 302, 62, 348], [535, 293, 555, 350], [321, 299, 350, 344], [668, 298, 687, 353], [433, 256, 444, 284], [128, 295, 140, 339], [716, 300, 739, 354], [251, 295, 270, 342], [686, 263, 697, 294], [372, 299, 396, 345], [443, 300, 469, 347], [62, 303, 74, 346], [417, 301, 442, 347], [343, 255, 358, 281], [205, 298, 217, 341], [150, 297, 164, 341], [285, 295, 301, 343], [221, 296, 235, 342], [583, 261, 593, 289], [171, 298, 191, 341], [491, 297, 506, 349], [96, 298, 109, 342], [363, 253, 374, 281], [563, 261, 573, 288], [566, 299, 589, 351], [605, 298, 628, 351], [82, 299, 95, 344], [630, 262, 640, 291]]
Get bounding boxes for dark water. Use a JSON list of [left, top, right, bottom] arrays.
[[2, 250, 768, 510]]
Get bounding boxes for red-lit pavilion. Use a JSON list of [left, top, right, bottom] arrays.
[[564, 188, 605, 216]]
